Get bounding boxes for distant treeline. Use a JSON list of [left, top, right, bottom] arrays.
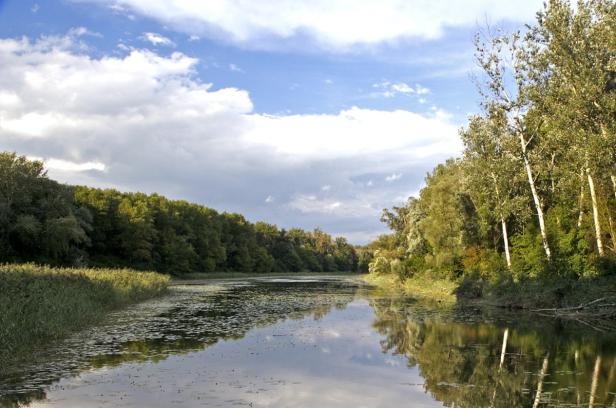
[[0, 152, 369, 275], [368, 0, 616, 288]]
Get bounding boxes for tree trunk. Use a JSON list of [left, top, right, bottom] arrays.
[[501, 217, 512, 268], [608, 212, 616, 252], [589, 355, 602, 408], [605, 358, 616, 403], [491, 172, 512, 268], [576, 350, 581, 406], [520, 135, 551, 260], [532, 354, 550, 408], [499, 328, 509, 370], [578, 172, 585, 228], [612, 175, 616, 200], [587, 169, 605, 256]]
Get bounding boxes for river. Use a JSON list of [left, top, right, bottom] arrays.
[[1, 275, 615, 407]]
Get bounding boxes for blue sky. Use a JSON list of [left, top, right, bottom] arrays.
[[0, 0, 542, 243]]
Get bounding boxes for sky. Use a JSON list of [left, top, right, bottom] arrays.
[[0, 0, 543, 244]]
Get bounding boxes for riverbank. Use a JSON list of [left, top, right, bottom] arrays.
[[173, 270, 360, 282], [363, 273, 457, 303], [363, 273, 616, 319], [0, 263, 169, 363]]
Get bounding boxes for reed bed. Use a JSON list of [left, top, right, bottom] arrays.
[[0, 263, 169, 362]]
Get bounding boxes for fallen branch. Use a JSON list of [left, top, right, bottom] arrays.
[[532, 297, 613, 313]]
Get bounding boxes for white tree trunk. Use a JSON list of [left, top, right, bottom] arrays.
[[612, 175, 616, 200], [589, 355, 602, 408], [587, 169, 605, 256], [499, 328, 509, 369], [532, 354, 550, 408], [520, 136, 551, 260], [490, 172, 512, 268], [578, 173, 585, 228], [501, 218, 511, 268]]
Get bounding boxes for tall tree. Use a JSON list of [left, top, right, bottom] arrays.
[[474, 30, 553, 260], [461, 116, 525, 268], [529, 0, 616, 256]]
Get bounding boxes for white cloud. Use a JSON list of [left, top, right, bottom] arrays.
[[321, 185, 331, 191], [243, 107, 459, 161], [0, 32, 462, 244], [385, 173, 402, 182], [140, 32, 175, 47], [80, 0, 541, 51], [414, 84, 430, 95], [372, 81, 430, 98], [228, 63, 243, 72], [289, 194, 378, 217], [28, 156, 106, 172]]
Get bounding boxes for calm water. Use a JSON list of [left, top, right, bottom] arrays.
[[1, 275, 615, 407]]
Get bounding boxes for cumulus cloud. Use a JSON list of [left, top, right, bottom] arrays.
[[0, 33, 462, 243], [28, 157, 107, 172], [79, 0, 541, 51], [243, 107, 458, 162], [372, 81, 430, 98], [140, 32, 175, 47], [385, 173, 402, 182]]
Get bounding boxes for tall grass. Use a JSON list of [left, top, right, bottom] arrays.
[[0, 263, 169, 362], [363, 273, 457, 303]]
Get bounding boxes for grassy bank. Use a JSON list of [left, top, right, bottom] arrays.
[[471, 274, 616, 310], [363, 273, 457, 303], [0, 263, 169, 363], [364, 272, 616, 319]]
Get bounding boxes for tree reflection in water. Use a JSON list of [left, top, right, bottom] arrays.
[[371, 297, 616, 407], [2, 278, 615, 408]]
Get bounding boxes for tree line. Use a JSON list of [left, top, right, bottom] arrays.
[[369, 0, 615, 284], [0, 152, 364, 275]]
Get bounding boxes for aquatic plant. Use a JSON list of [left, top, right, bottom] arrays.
[[0, 263, 169, 363]]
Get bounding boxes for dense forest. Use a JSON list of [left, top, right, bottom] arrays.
[[0, 152, 366, 275], [368, 0, 616, 291]]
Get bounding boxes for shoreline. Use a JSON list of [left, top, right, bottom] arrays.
[[362, 273, 616, 328], [0, 263, 169, 366]]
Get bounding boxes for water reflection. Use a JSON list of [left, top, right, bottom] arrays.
[[371, 297, 616, 407], [0, 277, 359, 407], [0, 276, 615, 407]]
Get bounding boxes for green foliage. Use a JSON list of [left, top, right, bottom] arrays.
[[367, 0, 616, 300], [0, 152, 360, 274], [0, 152, 91, 264], [0, 263, 169, 363]]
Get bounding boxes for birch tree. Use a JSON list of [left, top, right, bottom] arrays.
[[474, 31, 553, 260], [530, 0, 616, 255], [461, 116, 526, 268]]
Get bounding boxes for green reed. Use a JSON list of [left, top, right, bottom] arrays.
[[0, 263, 169, 362]]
